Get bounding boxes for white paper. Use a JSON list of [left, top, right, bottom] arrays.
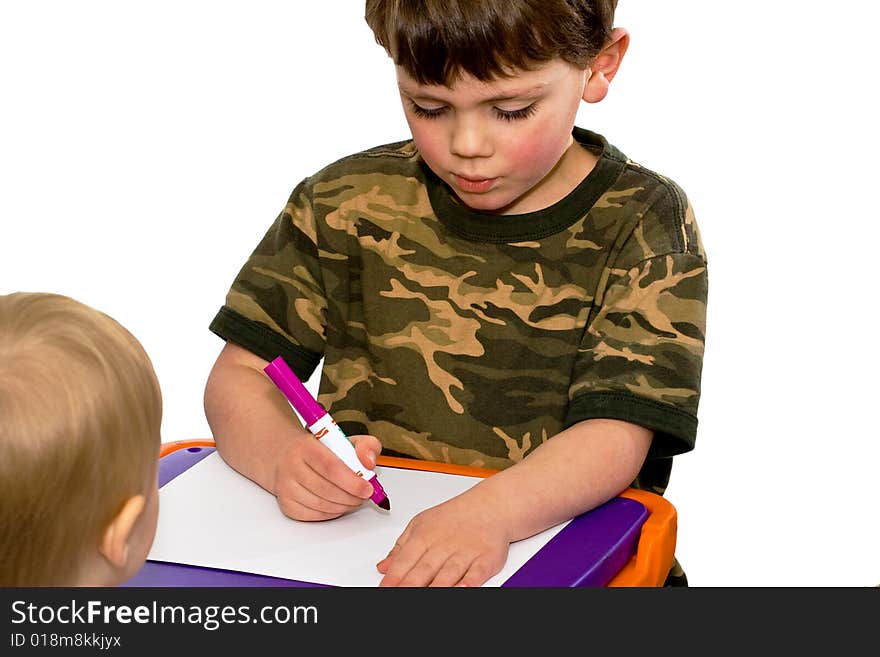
[[148, 452, 568, 587]]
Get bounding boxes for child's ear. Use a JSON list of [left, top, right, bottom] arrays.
[[98, 494, 146, 569], [582, 27, 630, 104]]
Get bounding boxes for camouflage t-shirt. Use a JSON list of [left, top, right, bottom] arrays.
[[210, 127, 708, 497]]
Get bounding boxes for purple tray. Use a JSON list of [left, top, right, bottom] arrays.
[[124, 447, 646, 587]]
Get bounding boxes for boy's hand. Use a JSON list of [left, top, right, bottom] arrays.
[[376, 487, 510, 587], [274, 433, 382, 522]]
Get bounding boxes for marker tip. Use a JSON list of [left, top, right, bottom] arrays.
[[377, 498, 391, 510]]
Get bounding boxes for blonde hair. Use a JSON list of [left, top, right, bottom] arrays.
[[0, 292, 162, 585]]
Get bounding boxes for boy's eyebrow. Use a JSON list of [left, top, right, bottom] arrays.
[[397, 83, 547, 103]]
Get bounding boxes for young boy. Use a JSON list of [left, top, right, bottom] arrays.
[[205, 0, 707, 587], [0, 292, 162, 586]]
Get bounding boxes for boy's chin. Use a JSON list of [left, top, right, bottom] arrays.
[[453, 189, 517, 214]]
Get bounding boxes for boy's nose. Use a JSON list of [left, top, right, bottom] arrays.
[[450, 118, 493, 159]]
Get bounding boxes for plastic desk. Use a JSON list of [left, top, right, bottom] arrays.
[[124, 440, 676, 587]]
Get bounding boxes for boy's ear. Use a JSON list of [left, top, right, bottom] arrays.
[[582, 27, 630, 104], [98, 494, 146, 569]]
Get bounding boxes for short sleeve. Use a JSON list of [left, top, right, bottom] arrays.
[[208, 180, 327, 380], [566, 251, 708, 457]]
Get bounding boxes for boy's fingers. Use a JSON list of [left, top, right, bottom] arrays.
[[379, 531, 423, 586], [376, 523, 412, 574], [309, 441, 374, 498], [428, 555, 470, 587], [350, 434, 381, 469], [383, 546, 445, 587], [278, 459, 365, 507], [375, 542, 401, 573], [276, 479, 361, 522], [456, 558, 496, 588], [306, 461, 371, 505]]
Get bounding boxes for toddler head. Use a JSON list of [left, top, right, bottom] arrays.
[[0, 292, 162, 586]]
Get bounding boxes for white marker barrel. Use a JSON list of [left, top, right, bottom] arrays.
[[307, 414, 376, 480]]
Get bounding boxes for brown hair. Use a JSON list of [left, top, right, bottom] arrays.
[[365, 0, 618, 86], [0, 292, 162, 585]]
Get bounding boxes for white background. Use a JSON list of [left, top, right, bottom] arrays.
[[2, 2, 877, 586]]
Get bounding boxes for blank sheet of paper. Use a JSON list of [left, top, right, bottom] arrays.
[[147, 452, 569, 587]]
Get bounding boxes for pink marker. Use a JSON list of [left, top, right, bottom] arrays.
[[263, 356, 390, 510]]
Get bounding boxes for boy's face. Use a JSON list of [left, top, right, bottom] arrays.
[[397, 59, 592, 215]]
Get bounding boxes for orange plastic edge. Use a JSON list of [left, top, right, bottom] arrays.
[[159, 444, 675, 587], [376, 454, 499, 479], [607, 488, 677, 587], [159, 439, 216, 458]]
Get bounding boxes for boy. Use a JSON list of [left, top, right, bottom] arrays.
[[0, 292, 162, 586], [205, 0, 707, 586]]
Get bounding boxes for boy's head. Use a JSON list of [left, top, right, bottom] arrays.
[[366, 0, 619, 87], [365, 0, 628, 215], [0, 292, 162, 586]]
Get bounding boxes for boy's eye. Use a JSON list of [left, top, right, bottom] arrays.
[[409, 102, 448, 119], [408, 100, 538, 122], [493, 103, 538, 121]]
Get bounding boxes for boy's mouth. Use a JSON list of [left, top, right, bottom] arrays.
[[453, 173, 497, 193]]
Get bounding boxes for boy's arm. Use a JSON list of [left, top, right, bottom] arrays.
[[477, 418, 652, 540], [203, 341, 295, 493], [204, 341, 379, 520], [376, 418, 651, 587]]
